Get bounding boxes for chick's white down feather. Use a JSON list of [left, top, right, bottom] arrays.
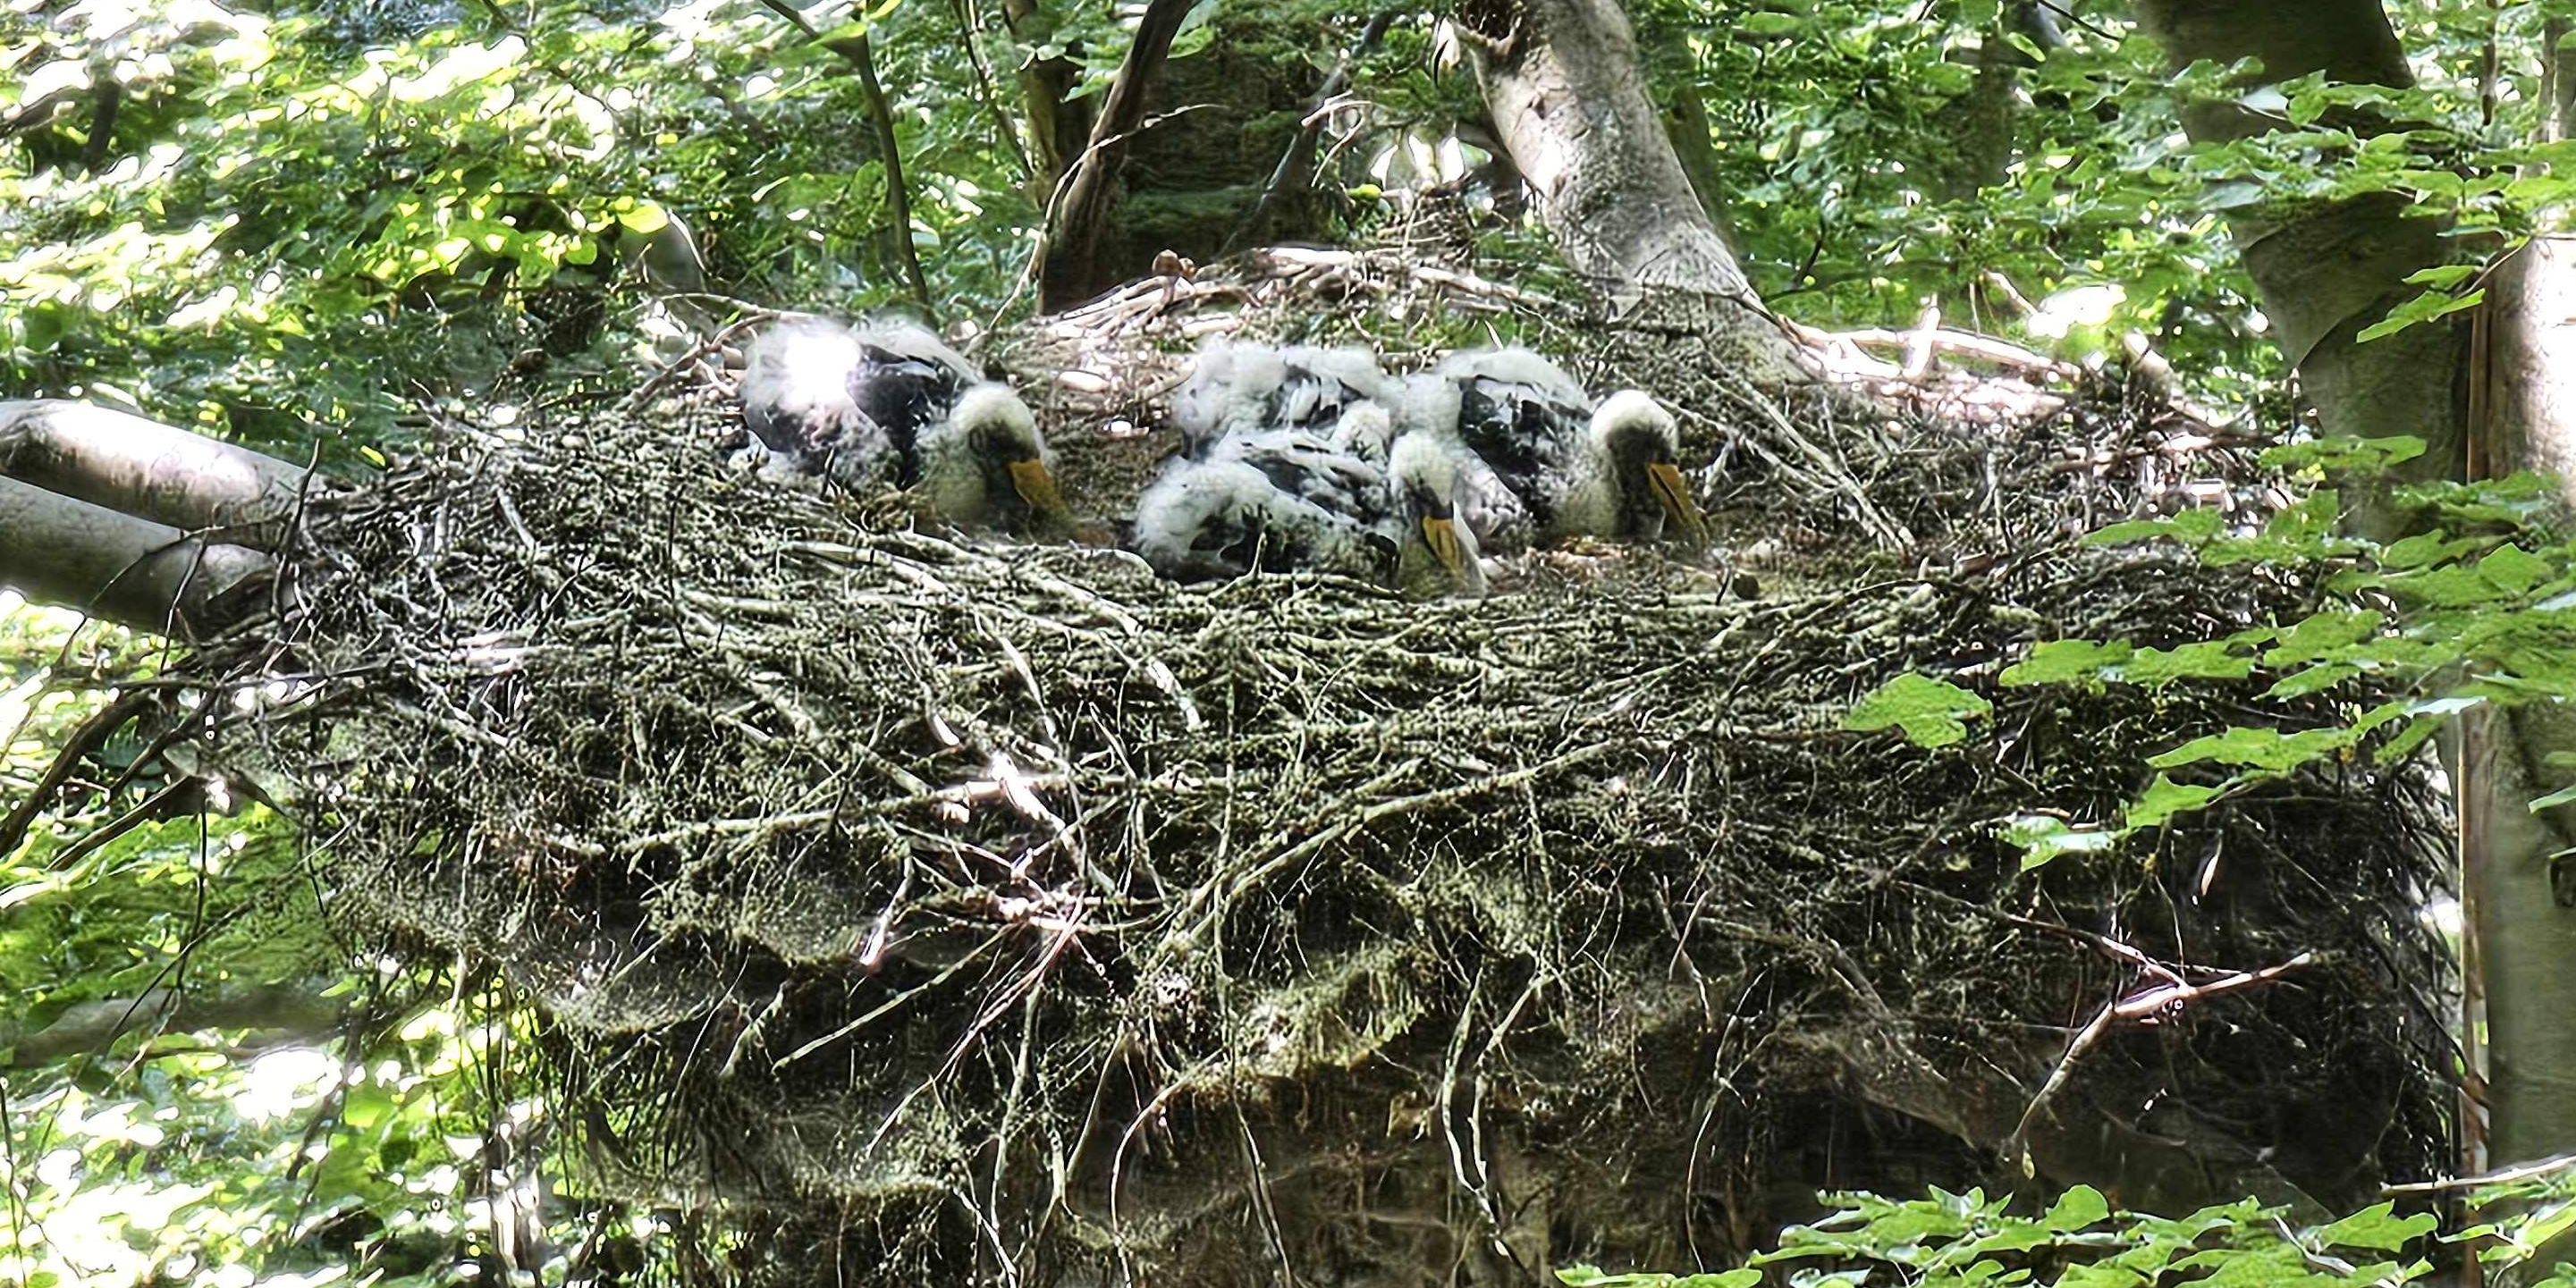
[[1129, 456, 1390, 583], [919, 382, 1057, 527], [739, 317, 1056, 530], [1435, 346, 1693, 543], [1170, 341, 1396, 455], [1386, 429, 1490, 596], [1434, 346, 1592, 412], [1388, 375, 1530, 554], [741, 319, 886, 475], [1136, 344, 1407, 583]]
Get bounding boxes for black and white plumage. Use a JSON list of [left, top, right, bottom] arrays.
[[1436, 347, 1710, 547], [1170, 341, 1398, 458], [1129, 415, 1494, 598], [1128, 452, 1395, 585], [1389, 375, 1533, 558], [739, 317, 1069, 534]]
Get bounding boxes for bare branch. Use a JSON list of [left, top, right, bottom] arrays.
[[2, 981, 347, 1068], [1223, 13, 1396, 257], [1038, 0, 1196, 312], [0, 475, 274, 637], [840, 28, 938, 317], [0, 400, 310, 549]]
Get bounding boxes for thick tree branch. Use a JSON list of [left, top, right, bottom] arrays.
[[2, 981, 346, 1068], [0, 475, 274, 637], [1038, 0, 1195, 312], [1002, 0, 1092, 184], [838, 29, 937, 317], [2133, 0, 2463, 484], [0, 400, 310, 550], [1463, 0, 1804, 377]]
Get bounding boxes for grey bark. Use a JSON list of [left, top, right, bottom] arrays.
[[0, 981, 345, 1067], [0, 400, 309, 549], [2132, 0, 2469, 489], [0, 475, 274, 636], [1037, 0, 1195, 311], [1461, 0, 1804, 378], [2459, 19, 2576, 1175]]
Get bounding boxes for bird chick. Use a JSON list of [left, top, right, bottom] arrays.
[[1570, 390, 1710, 548], [1390, 374, 1532, 557], [1437, 347, 1707, 548], [741, 318, 886, 478], [1387, 429, 1488, 598], [922, 383, 1072, 536], [739, 317, 1070, 535], [1128, 453, 1393, 585], [1170, 340, 1397, 457]]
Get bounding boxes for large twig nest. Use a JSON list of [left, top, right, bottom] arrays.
[[174, 251, 2448, 1285]]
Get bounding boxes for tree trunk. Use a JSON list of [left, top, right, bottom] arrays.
[[2131, 0, 2469, 489], [0, 400, 307, 636], [0, 475, 274, 637], [2136, 0, 2576, 1174], [2461, 21, 2576, 1176], [1459, 0, 1805, 379], [1, 400, 309, 547]]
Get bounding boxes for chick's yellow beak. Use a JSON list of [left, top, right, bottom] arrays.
[[1647, 461, 1710, 547], [1008, 457, 1069, 519], [1422, 515, 1467, 581]]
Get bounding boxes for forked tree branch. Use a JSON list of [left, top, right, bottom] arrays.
[[1037, 0, 1196, 311], [0, 400, 309, 550], [0, 474, 275, 637]]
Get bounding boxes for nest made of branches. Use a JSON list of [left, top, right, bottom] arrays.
[[178, 248, 2451, 1285]]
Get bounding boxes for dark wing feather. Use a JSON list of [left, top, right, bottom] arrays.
[[850, 343, 967, 486]]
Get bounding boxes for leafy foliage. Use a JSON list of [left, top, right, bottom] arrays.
[[1842, 672, 1992, 747], [1959, 437, 2576, 869], [1566, 1176, 2576, 1288]]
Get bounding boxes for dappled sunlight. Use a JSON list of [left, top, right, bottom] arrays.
[[230, 1047, 343, 1124]]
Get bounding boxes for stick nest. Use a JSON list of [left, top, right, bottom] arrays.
[[186, 248, 2451, 1284]]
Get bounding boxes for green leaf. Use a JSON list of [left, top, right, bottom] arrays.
[[2357, 286, 2484, 343], [2052, 1266, 2148, 1288], [2530, 783, 2576, 812], [2149, 727, 2352, 773], [2314, 1201, 2437, 1251], [2259, 434, 2428, 475], [2403, 265, 2480, 290], [2391, 564, 2513, 608], [1844, 674, 1991, 748], [2377, 714, 2452, 765], [2044, 1185, 2112, 1232], [2382, 532, 2482, 569], [2001, 640, 2133, 688], [2480, 544, 2554, 597], [2265, 663, 2362, 699], [2264, 610, 2384, 668], [2088, 508, 2225, 548], [2124, 641, 2253, 688], [2003, 815, 2117, 872], [2124, 775, 2225, 831]]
